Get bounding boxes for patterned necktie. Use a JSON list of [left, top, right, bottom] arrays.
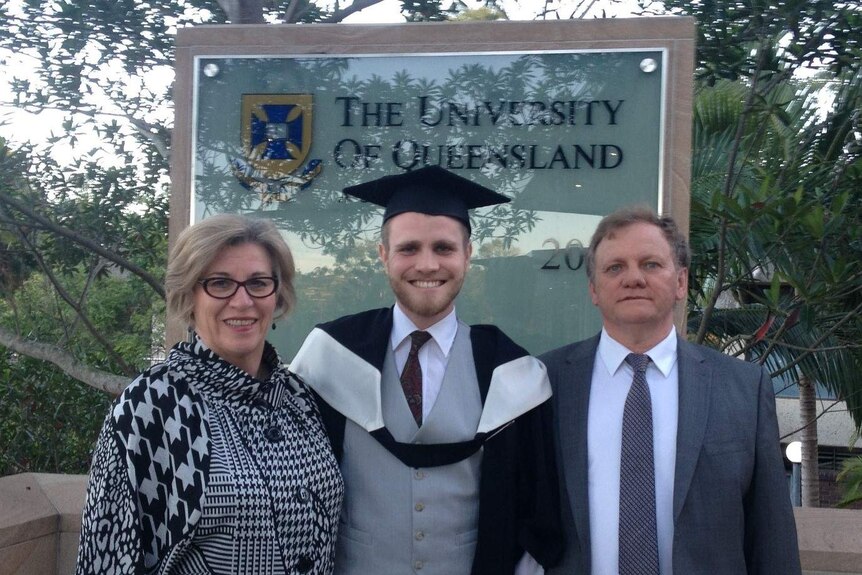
[[619, 353, 659, 575], [401, 330, 432, 426]]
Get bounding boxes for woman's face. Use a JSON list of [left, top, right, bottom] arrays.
[[192, 242, 277, 376]]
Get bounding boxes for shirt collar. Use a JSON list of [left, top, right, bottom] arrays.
[[391, 304, 458, 357], [597, 326, 678, 377]]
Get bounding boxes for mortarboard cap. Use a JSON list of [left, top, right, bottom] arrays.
[[342, 166, 510, 233]]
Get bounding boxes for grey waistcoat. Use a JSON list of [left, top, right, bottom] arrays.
[[334, 323, 483, 575]]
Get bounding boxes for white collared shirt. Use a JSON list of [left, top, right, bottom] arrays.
[[588, 327, 679, 575], [390, 304, 458, 420]]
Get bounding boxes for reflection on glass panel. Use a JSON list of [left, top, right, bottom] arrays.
[[192, 51, 663, 356]]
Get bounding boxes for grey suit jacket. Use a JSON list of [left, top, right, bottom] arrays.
[[540, 334, 801, 575]]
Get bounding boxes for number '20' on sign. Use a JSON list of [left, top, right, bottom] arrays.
[[540, 238, 585, 271]]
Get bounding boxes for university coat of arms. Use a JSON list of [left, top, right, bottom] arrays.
[[233, 94, 323, 203]]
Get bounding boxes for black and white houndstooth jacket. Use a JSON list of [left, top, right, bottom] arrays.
[[76, 338, 344, 574]]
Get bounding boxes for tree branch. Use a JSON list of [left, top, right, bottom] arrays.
[[770, 301, 862, 379], [0, 192, 165, 298], [0, 324, 128, 395], [4, 82, 171, 161], [123, 116, 170, 161], [319, 0, 387, 23], [216, 0, 266, 23], [695, 43, 770, 344], [779, 397, 855, 441], [13, 228, 136, 375], [764, 340, 862, 353]]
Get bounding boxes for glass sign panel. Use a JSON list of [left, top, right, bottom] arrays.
[[191, 50, 665, 356]]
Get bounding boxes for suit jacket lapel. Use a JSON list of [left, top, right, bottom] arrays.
[[558, 335, 599, 561], [673, 337, 711, 520]]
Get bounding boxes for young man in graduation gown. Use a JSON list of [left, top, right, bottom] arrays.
[[291, 166, 563, 575]]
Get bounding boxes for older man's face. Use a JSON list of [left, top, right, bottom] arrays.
[[589, 222, 687, 343]]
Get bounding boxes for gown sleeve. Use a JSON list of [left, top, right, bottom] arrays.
[[516, 398, 564, 568]]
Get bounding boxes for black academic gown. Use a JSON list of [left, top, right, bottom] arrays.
[[292, 307, 564, 574]]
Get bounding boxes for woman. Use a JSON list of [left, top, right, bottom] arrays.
[[77, 214, 344, 574]]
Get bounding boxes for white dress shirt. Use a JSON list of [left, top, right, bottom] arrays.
[[588, 328, 679, 575], [390, 304, 458, 420]]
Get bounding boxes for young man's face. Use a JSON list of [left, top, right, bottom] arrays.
[[589, 221, 687, 343], [379, 212, 471, 329]]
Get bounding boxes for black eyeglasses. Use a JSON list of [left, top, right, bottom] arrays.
[[197, 276, 279, 299]]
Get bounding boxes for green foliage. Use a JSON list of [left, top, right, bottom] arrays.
[[677, 0, 862, 429], [400, 0, 457, 21], [2, 266, 164, 369], [454, 5, 506, 21], [0, 353, 112, 475], [0, 141, 36, 294], [642, 0, 861, 82], [1, 137, 165, 474], [0, 268, 163, 474], [688, 78, 862, 424], [836, 457, 862, 508]]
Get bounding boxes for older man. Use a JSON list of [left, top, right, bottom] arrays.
[[541, 206, 800, 575]]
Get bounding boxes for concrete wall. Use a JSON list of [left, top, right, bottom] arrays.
[[0, 474, 85, 575], [1, 473, 861, 574], [795, 506, 862, 574]]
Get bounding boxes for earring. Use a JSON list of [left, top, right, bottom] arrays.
[[272, 322, 277, 330], [187, 326, 195, 344]]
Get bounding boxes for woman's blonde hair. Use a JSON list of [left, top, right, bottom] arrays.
[[165, 214, 296, 327]]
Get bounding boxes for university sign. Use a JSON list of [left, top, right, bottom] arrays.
[[171, 19, 695, 356]]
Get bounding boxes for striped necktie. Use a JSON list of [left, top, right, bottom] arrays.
[[619, 352, 659, 575]]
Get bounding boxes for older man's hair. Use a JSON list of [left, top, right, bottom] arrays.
[[166, 214, 296, 327], [585, 206, 690, 282]]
